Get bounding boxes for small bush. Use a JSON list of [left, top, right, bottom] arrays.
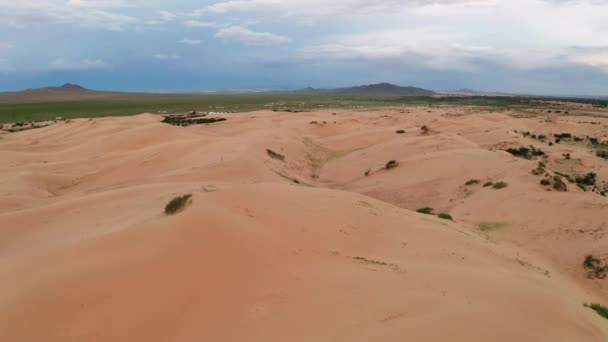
[[506, 146, 544, 159], [563, 153, 571, 160], [385, 160, 399, 170], [416, 207, 434, 215], [165, 194, 192, 215], [493, 181, 508, 189], [266, 149, 285, 161], [465, 179, 480, 186], [421, 125, 429, 134], [585, 303, 608, 320], [540, 179, 551, 186], [364, 169, 371, 176], [438, 213, 453, 220], [584, 254, 607, 279], [553, 176, 567, 192], [576, 173, 597, 187], [396, 129, 406, 134], [597, 150, 608, 159], [483, 181, 494, 187]]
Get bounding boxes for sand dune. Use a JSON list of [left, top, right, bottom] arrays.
[[2, 108, 608, 341]]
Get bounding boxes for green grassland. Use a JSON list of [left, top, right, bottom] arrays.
[[0, 92, 606, 124]]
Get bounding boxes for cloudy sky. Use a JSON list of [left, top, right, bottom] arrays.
[[1, 0, 608, 95]]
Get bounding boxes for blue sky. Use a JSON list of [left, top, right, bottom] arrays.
[[1, 0, 608, 95]]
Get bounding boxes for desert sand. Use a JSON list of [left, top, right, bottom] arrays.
[[2, 107, 608, 341]]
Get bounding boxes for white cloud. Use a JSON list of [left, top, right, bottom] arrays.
[[159, 10, 177, 21], [48, 58, 111, 71], [184, 20, 217, 28], [0, 0, 137, 30], [153, 54, 180, 60], [571, 51, 608, 71], [178, 38, 203, 45], [215, 26, 291, 45]]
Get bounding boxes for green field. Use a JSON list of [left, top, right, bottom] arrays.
[[0, 92, 606, 124]]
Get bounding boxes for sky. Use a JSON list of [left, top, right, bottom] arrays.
[[1, 0, 608, 95]]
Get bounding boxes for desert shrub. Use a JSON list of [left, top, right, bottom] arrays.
[[553, 176, 568, 191], [584, 255, 607, 279], [162, 115, 226, 126], [364, 169, 371, 176], [465, 179, 480, 186], [597, 151, 608, 159], [385, 160, 399, 170], [165, 194, 192, 215], [493, 181, 508, 189], [576, 173, 597, 187], [549, 142, 554, 146], [555, 139, 561, 144], [563, 153, 571, 160], [420, 125, 429, 134], [416, 207, 434, 215], [266, 149, 285, 161], [540, 179, 551, 186], [483, 181, 494, 187], [585, 303, 608, 320], [438, 213, 453, 220], [554, 133, 572, 139], [506, 146, 544, 159], [396, 130, 406, 134]]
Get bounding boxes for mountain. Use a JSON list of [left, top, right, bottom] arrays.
[[296, 83, 436, 96], [0, 84, 115, 104]]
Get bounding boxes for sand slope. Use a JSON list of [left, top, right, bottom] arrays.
[[2, 108, 608, 341]]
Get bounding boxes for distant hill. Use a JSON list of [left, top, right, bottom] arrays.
[[297, 83, 435, 96], [0, 84, 117, 104]]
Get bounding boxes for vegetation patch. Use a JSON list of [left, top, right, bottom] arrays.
[[165, 194, 192, 215], [479, 222, 508, 232], [437, 213, 453, 220], [506, 146, 545, 159], [266, 149, 286, 161], [483, 181, 494, 187], [416, 207, 434, 215], [420, 125, 430, 134], [162, 114, 227, 126], [385, 160, 399, 170], [585, 303, 608, 320], [553, 176, 568, 192], [540, 179, 551, 186], [584, 255, 607, 279], [352, 256, 398, 269], [493, 181, 508, 189], [465, 179, 480, 186], [396, 129, 406, 134], [575, 172, 597, 189]]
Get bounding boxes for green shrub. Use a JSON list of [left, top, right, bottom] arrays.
[[465, 179, 480, 186], [540, 179, 551, 186], [597, 150, 608, 159], [396, 129, 406, 134], [483, 181, 494, 187], [576, 173, 597, 187], [493, 181, 508, 189], [506, 146, 544, 159], [385, 160, 399, 170], [165, 194, 192, 215], [585, 303, 608, 320], [416, 207, 434, 215], [266, 149, 285, 161], [438, 213, 453, 220], [421, 125, 429, 133]]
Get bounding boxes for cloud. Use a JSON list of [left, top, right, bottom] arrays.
[[571, 50, 608, 71], [215, 26, 291, 45], [153, 54, 180, 60], [184, 20, 217, 28], [159, 10, 177, 21], [48, 58, 111, 71], [0, 0, 137, 30], [178, 38, 203, 45]]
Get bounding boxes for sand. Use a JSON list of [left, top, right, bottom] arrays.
[[1, 107, 608, 341]]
